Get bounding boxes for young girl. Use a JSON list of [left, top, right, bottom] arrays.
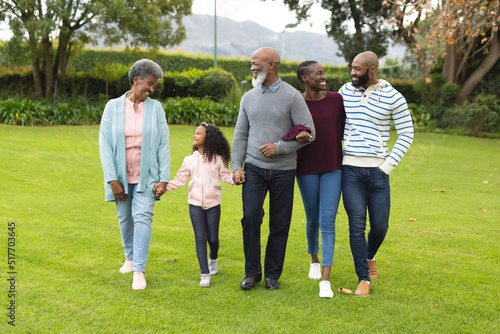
[[166, 123, 234, 287]]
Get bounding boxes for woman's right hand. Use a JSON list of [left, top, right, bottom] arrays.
[[295, 130, 312, 144], [109, 180, 128, 202]]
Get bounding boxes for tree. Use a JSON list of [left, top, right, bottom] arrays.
[[384, 0, 432, 76], [0, 0, 192, 99], [274, 0, 392, 62], [386, 0, 500, 103]]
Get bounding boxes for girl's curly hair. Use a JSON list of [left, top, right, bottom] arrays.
[[193, 123, 231, 166]]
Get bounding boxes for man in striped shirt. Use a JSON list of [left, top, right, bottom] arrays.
[[338, 51, 414, 297]]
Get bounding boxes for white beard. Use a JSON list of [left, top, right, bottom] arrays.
[[252, 70, 267, 87]]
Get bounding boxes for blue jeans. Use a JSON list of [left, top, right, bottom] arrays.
[[296, 170, 342, 267], [241, 164, 296, 280], [342, 166, 390, 282], [116, 184, 156, 272], [189, 204, 221, 275]]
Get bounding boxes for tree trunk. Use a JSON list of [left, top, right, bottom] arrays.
[[401, 32, 429, 77], [54, 30, 72, 89], [458, 31, 500, 104], [32, 58, 44, 99], [395, 4, 428, 77], [43, 37, 54, 98], [442, 43, 456, 83]]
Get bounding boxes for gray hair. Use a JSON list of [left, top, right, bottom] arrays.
[[128, 59, 163, 86]]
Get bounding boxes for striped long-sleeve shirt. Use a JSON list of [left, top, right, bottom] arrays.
[[338, 79, 414, 174]]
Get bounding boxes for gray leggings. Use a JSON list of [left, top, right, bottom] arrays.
[[189, 204, 221, 274]]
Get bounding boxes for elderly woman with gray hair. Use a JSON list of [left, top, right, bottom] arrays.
[[99, 58, 170, 290]]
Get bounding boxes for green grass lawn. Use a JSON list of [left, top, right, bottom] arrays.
[[1, 124, 499, 333]]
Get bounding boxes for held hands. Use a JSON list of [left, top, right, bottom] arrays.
[[295, 130, 312, 144], [109, 180, 128, 202], [153, 181, 168, 198], [233, 169, 246, 185], [259, 143, 277, 158]]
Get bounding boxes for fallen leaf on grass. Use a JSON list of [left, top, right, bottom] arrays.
[[440, 190, 446, 192], [479, 208, 486, 212], [338, 288, 352, 294], [483, 180, 489, 184], [409, 218, 417, 221]]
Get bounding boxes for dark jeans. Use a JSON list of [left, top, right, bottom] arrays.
[[189, 204, 221, 274], [342, 166, 390, 282], [241, 164, 295, 280]]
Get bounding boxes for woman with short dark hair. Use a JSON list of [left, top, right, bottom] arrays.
[[99, 58, 170, 290], [296, 60, 345, 298]]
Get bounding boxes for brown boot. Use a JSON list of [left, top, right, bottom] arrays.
[[368, 259, 378, 279], [354, 280, 372, 297]]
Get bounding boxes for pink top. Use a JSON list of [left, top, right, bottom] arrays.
[[167, 151, 235, 210], [124, 98, 144, 184]]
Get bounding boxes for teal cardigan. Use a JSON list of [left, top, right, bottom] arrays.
[[99, 92, 171, 202]]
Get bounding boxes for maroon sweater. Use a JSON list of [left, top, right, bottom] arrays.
[[296, 91, 345, 177]]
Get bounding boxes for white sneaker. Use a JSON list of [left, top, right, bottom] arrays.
[[119, 259, 133, 274], [132, 271, 147, 290], [209, 259, 218, 275], [199, 274, 211, 287], [319, 280, 333, 298], [308, 262, 322, 280]]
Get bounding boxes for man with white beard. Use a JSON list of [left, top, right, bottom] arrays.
[[231, 47, 315, 290]]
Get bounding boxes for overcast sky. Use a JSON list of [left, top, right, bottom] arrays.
[[0, 0, 331, 40], [191, 0, 331, 35]]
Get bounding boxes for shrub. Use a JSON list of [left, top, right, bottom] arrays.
[[441, 93, 499, 136], [391, 79, 418, 104], [0, 98, 48, 125], [197, 68, 237, 101], [0, 96, 105, 126], [163, 67, 236, 100], [280, 73, 303, 91], [409, 104, 438, 131], [413, 73, 448, 105], [162, 97, 238, 126], [221, 85, 245, 111], [441, 82, 460, 106], [463, 94, 499, 136]]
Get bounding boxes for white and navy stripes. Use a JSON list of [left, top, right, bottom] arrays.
[[338, 79, 414, 174]]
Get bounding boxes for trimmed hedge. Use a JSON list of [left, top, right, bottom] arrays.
[[65, 49, 348, 83]]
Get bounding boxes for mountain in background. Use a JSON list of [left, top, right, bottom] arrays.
[[164, 14, 407, 65]]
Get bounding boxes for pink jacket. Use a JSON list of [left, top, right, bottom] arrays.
[[167, 151, 235, 209]]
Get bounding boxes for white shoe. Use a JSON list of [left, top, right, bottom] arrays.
[[308, 262, 321, 280], [209, 259, 218, 275], [199, 274, 211, 287], [132, 271, 147, 290], [319, 280, 333, 298], [119, 260, 133, 274]]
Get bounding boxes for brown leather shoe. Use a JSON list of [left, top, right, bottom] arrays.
[[368, 259, 378, 279], [354, 280, 372, 297]]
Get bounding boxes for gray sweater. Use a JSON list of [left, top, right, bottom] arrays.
[[231, 81, 315, 171]]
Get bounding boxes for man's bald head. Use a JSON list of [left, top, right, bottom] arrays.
[[353, 51, 379, 68], [350, 51, 380, 88], [250, 47, 281, 87], [252, 47, 281, 65]]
